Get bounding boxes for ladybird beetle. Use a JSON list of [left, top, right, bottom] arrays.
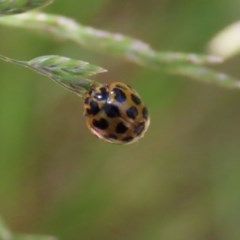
[[83, 81, 150, 144]]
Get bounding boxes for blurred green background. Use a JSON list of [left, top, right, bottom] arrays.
[[0, 0, 240, 239]]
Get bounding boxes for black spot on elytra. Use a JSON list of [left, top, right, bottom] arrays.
[[94, 87, 108, 101], [126, 106, 138, 119], [103, 104, 120, 118], [122, 136, 134, 142], [92, 118, 109, 130], [142, 107, 148, 119], [100, 87, 108, 99], [116, 122, 128, 134], [131, 94, 141, 105], [87, 100, 100, 115], [113, 88, 126, 103], [134, 122, 145, 136]]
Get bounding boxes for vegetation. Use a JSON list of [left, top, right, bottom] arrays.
[[0, 0, 240, 239]]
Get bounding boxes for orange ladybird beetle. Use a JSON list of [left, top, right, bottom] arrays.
[[83, 81, 150, 144]]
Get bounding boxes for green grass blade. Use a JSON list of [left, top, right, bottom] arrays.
[[0, 12, 222, 66], [0, 13, 239, 89], [0, 54, 106, 96], [0, 0, 53, 15], [170, 65, 240, 89]]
